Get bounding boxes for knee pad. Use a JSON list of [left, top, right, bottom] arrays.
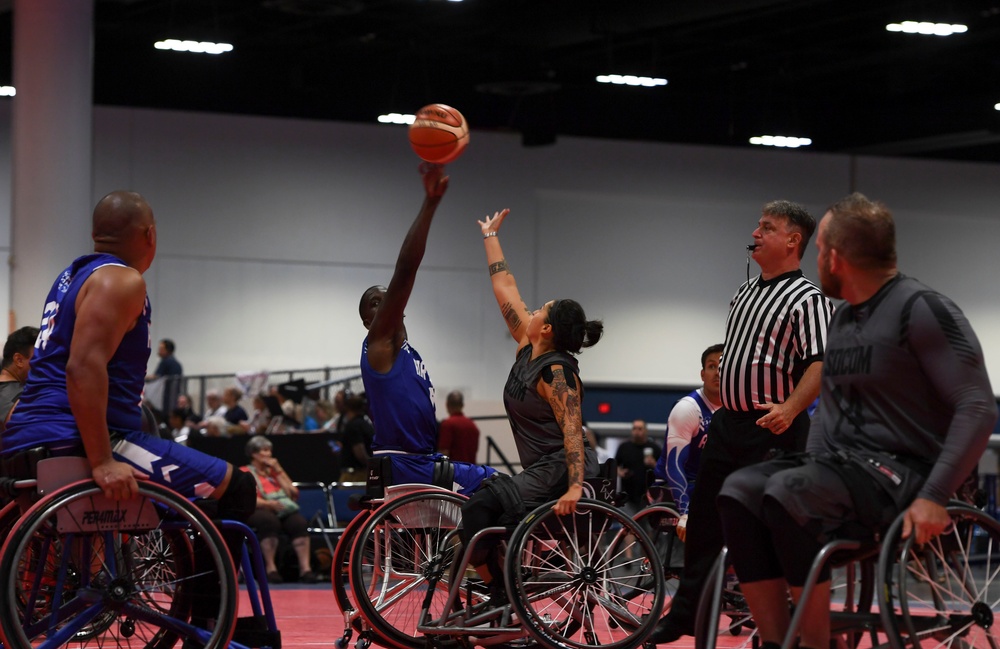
[[218, 469, 257, 522]]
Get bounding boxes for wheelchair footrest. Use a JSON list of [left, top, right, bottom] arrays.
[[232, 615, 282, 649]]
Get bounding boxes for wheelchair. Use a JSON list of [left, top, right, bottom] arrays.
[[695, 501, 1000, 649], [331, 483, 466, 649], [0, 454, 281, 649], [342, 491, 666, 649]]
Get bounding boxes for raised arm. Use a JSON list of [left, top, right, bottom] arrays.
[[366, 165, 449, 371], [479, 209, 532, 350], [68, 266, 149, 500]]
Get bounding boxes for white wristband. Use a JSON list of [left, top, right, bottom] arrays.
[[483, 232, 497, 239]]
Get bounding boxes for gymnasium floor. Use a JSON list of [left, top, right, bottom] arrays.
[[259, 583, 740, 649]]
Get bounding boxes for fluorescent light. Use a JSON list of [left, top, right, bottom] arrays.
[[0, 86, 15, 97], [886, 21, 967, 36], [995, 103, 1000, 111], [749, 135, 812, 148], [377, 113, 416, 125], [154, 39, 234, 54], [596, 74, 667, 87]]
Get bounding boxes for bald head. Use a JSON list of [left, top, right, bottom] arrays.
[[92, 191, 156, 271]]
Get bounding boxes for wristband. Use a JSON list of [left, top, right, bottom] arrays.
[[483, 232, 497, 238]]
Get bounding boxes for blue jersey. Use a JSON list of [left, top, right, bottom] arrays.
[[655, 389, 716, 514], [3, 254, 151, 454], [360, 338, 437, 454]]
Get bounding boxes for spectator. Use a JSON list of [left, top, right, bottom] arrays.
[[438, 390, 480, 463], [339, 393, 374, 484], [175, 393, 200, 426], [203, 389, 227, 419], [313, 400, 335, 430], [147, 338, 183, 416], [0, 326, 39, 435], [331, 389, 347, 433], [168, 407, 192, 445], [242, 436, 323, 584], [222, 386, 249, 433], [653, 343, 723, 540], [615, 419, 661, 514]]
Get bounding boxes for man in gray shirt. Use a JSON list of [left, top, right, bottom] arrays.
[[713, 193, 997, 649]]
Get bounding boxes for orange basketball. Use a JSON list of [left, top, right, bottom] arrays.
[[408, 104, 469, 164]]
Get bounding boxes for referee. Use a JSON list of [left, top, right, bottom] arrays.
[[650, 200, 834, 644]]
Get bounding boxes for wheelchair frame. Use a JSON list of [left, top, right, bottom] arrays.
[[0, 461, 282, 649], [695, 502, 1000, 649]]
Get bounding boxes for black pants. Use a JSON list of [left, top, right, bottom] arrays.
[[663, 407, 810, 630]]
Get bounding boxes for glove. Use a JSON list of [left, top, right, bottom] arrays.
[[676, 513, 688, 542]]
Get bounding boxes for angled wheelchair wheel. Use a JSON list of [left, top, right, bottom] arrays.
[[331, 509, 371, 630], [349, 489, 467, 649], [632, 505, 683, 614], [879, 504, 1000, 649], [506, 499, 665, 649], [0, 480, 237, 649], [694, 549, 759, 649]]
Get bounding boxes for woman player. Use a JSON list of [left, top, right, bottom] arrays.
[[460, 208, 604, 601]]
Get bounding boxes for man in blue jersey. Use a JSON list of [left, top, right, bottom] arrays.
[[358, 165, 495, 495], [2, 191, 257, 620], [4, 190, 255, 511], [652, 343, 723, 540]]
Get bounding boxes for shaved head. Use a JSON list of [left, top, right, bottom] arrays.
[[93, 191, 153, 243], [92, 190, 156, 272]]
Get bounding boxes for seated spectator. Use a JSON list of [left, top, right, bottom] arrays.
[[313, 400, 335, 431], [339, 393, 374, 484], [222, 386, 250, 434], [242, 436, 323, 584], [203, 389, 227, 419], [168, 407, 192, 445], [175, 393, 200, 427], [0, 326, 39, 436]]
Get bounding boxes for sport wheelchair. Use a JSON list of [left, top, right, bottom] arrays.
[[0, 455, 281, 649], [695, 501, 1000, 649], [341, 486, 667, 649]]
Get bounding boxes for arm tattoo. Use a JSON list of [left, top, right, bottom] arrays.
[[489, 259, 509, 276], [501, 301, 522, 330], [550, 368, 585, 487]]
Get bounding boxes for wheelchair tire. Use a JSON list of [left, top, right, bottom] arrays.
[[505, 499, 665, 649], [331, 508, 371, 633], [0, 480, 237, 649], [349, 489, 468, 649], [632, 505, 683, 613], [879, 503, 1000, 649]]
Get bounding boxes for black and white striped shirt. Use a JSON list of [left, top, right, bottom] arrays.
[[720, 269, 834, 412]]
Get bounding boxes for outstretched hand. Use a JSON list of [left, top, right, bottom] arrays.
[[420, 163, 449, 199], [478, 209, 510, 237]]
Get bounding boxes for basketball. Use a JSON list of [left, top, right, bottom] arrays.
[[408, 104, 469, 164]]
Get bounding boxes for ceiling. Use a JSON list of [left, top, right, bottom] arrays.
[[4, 0, 1000, 162]]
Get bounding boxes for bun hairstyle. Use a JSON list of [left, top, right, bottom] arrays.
[[547, 299, 603, 355]]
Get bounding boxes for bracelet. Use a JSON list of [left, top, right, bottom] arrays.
[[483, 232, 497, 239]]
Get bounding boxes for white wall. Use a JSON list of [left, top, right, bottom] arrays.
[[2, 105, 999, 416]]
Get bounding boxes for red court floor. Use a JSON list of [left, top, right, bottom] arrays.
[[255, 584, 752, 649]]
